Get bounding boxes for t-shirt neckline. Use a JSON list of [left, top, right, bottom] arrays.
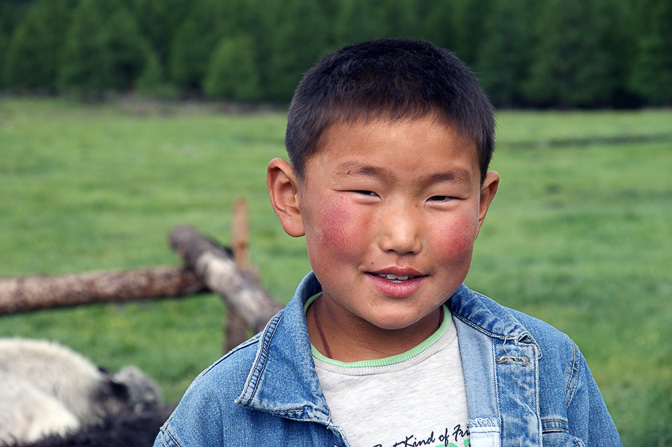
[[304, 292, 451, 369]]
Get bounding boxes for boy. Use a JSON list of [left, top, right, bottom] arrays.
[[154, 38, 621, 446]]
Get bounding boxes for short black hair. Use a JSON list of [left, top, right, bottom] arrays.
[[285, 38, 495, 182]]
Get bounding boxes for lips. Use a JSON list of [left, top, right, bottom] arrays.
[[374, 273, 416, 283], [369, 267, 424, 280], [366, 268, 426, 297]]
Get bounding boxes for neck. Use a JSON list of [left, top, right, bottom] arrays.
[[308, 297, 444, 363]]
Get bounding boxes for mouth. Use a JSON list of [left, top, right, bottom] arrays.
[[365, 269, 426, 298], [372, 273, 419, 283], [367, 267, 426, 283]]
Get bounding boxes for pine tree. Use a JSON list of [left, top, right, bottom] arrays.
[[476, 0, 538, 107], [3, 0, 77, 91], [630, 0, 672, 105], [0, 0, 30, 42], [100, 5, 156, 91], [523, 0, 619, 107], [135, 50, 163, 96], [450, 0, 494, 67], [60, 0, 156, 96], [0, 20, 6, 88], [255, 0, 329, 102], [331, 0, 381, 49], [417, 1, 458, 51], [59, 0, 110, 95], [204, 34, 260, 101], [130, 0, 191, 81], [169, 0, 225, 92], [371, 0, 420, 39]]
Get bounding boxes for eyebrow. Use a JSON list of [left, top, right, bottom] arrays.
[[334, 162, 473, 185], [423, 170, 473, 185], [335, 162, 392, 178]]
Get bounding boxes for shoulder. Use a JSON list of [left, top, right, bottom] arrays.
[[451, 286, 574, 346], [155, 334, 264, 447], [450, 285, 578, 367], [507, 307, 576, 352], [451, 286, 621, 443], [196, 334, 263, 393], [154, 301, 314, 447], [451, 286, 603, 407], [181, 331, 264, 405]]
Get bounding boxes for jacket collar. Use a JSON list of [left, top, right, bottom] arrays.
[[235, 273, 332, 423], [449, 284, 540, 352], [236, 273, 540, 418]]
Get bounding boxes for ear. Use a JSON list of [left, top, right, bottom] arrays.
[[477, 170, 500, 230], [267, 158, 306, 237]]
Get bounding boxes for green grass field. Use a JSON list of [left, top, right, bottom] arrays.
[[1, 98, 670, 445]]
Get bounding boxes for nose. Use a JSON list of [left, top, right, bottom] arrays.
[[377, 202, 423, 255]]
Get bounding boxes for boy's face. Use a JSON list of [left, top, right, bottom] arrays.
[[268, 116, 498, 345]]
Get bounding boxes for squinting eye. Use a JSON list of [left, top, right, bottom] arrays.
[[354, 190, 378, 197], [428, 196, 453, 202]]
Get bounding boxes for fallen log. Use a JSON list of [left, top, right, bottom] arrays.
[[169, 224, 283, 334], [0, 267, 206, 315]]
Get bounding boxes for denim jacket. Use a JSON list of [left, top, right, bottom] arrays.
[[155, 272, 621, 447]]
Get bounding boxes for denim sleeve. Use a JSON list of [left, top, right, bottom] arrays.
[[566, 344, 623, 446], [150, 385, 228, 447], [154, 427, 180, 447]]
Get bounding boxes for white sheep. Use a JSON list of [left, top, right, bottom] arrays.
[[0, 371, 80, 444], [0, 338, 162, 446]]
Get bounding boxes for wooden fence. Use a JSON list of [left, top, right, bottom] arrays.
[[0, 198, 282, 352]]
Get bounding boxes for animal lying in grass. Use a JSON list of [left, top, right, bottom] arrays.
[[0, 338, 162, 445], [11, 406, 175, 447]]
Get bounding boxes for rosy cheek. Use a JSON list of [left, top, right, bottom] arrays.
[[315, 194, 356, 253], [430, 218, 477, 262]]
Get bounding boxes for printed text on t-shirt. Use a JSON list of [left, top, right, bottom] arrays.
[[370, 424, 470, 447]]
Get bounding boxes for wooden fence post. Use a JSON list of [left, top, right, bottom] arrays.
[[226, 198, 252, 352], [168, 225, 282, 338]]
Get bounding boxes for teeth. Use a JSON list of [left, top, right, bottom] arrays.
[[382, 274, 410, 281]]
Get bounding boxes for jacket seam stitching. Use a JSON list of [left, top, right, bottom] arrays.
[[163, 428, 183, 447], [565, 339, 580, 407], [453, 313, 504, 339], [452, 294, 539, 349], [491, 333, 502, 423], [242, 313, 284, 405]]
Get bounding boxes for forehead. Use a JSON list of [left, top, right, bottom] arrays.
[[304, 117, 480, 182]]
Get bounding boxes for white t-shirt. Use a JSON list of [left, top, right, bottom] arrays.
[[307, 298, 470, 447]]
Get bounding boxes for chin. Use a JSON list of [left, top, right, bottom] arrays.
[[369, 314, 430, 332]]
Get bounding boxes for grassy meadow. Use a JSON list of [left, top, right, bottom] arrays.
[[1, 98, 670, 445]]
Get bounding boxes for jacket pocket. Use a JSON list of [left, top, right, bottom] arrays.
[[541, 418, 585, 447]]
